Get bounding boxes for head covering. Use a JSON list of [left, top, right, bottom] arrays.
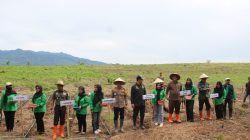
[[136, 75, 143, 81], [114, 78, 126, 85], [169, 73, 180, 80], [154, 78, 164, 84], [93, 84, 104, 107], [225, 78, 230, 81], [56, 80, 64, 86], [32, 85, 43, 102], [5, 82, 12, 86], [199, 74, 209, 79]]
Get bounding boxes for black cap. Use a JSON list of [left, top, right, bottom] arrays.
[[136, 75, 143, 81]]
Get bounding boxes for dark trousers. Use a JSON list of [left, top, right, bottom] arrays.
[[133, 105, 145, 126], [54, 105, 66, 125], [114, 107, 124, 121], [224, 99, 233, 118], [92, 112, 100, 132], [186, 100, 194, 121], [76, 114, 87, 132], [215, 104, 224, 119], [4, 111, 15, 131], [199, 98, 211, 111], [243, 92, 250, 103], [169, 100, 181, 114], [34, 112, 45, 132]]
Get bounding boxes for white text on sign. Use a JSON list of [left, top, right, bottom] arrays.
[[13, 95, 29, 101], [143, 94, 155, 100], [102, 98, 116, 104], [210, 93, 219, 99], [60, 100, 74, 107], [180, 90, 191, 96]]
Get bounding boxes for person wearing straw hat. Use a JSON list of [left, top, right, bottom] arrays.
[[131, 75, 147, 130], [151, 78, 166, 127], [166, 73, 182, 123], [223, 78, 237, 120], [51, 80, 69, 139], [0, 82, 17, 132], [198, 74, 212, 121], [111, 78, 128, 133]]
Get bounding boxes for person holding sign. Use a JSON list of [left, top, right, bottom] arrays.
[[90, 84, 104, 135], [51, 80, 69, 139], [183, 78, 197, 122], [31, 85, 47, 134], [74, 86, 89, 135], [0, 82, 17, 132], [131, 75, 147, 130], [111, 78, 128, 133], [223, 78, 237, 120], [198, 74, 212, 121], [212, 81, 226, 120], [151, 78, 166, 127], [166, 73, 182, 123]]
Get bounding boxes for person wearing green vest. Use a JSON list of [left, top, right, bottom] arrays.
[[31, 85, 47, 134], [223, 78, 237, 119], [152, 78, 166, 127], [183, 78, 197, 122], [0, 82, 17, 132], [74, 86, 89, 135], [90, 84, 104, 135], [212, 81, 226, 120]]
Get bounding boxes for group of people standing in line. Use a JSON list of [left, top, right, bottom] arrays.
[[0, 74, 249, 139]]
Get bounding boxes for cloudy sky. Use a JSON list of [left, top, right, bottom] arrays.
[[0, 0, 249, 64]]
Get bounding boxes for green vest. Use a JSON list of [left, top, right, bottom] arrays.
[[151, 89, 166, 105], [90, 92, 103, 113], [182, 85, 198, 101], [32, 93, 47, 113], [75, 95, 89, 115], [0, 90, 17, 111]]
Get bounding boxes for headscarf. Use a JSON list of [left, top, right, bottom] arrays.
[[93, 84, 104, 107], [32, 85, 43, 102]]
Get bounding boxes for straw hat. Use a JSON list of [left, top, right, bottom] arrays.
[[56, 80, 64, 86], [5, 82, 12, 86], [154, 78, 164, 84], [199, 74, 209, 79], [169, 73, 180, 80], [114, 78, 126, 85]]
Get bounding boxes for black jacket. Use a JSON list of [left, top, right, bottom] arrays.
[[131, 84, 146, 106]]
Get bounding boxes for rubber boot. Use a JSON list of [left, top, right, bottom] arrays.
[[114, 120, 119, 133], [120, 119, 124, 133], [199, 111, 205, 121], [206, 110, 212, 120], [176, 114, 182, 123], [168, 113, 173, 123], [59, 125, 65, 138], [53, 126, 57, 139]]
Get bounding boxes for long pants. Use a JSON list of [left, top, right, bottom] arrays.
[[54, 105, 66, 125], [4, 111, 15, 131], [153, 104, 164, 123], [199, 98, 211, 111], [243, 92, 250, 103], [34, 112, 45, 132], [186, 100, 194, 121], [215, 104, 224, 119], [114, 107, 124, 121], [224, 99, 233, 118], [76, 114, 87, 132], [133, 105, 145, 126], [169, 100, 181, 114], [92, 112, 100, 132]]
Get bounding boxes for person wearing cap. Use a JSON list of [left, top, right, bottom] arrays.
[[198, 74, 212, 121], [90, 84, 104, 135], [243, 77, 250, 104], [74, 86, 89, 135], [223, 78, 237, 119], [111, 78, 128, 133], [166, 73, 182, 123], [151, 78, 166, 127], [51, 80, 69, 139], [31, 85, 47, 134], [212, 81, 226, 120], [183, 78, 197, 122], [0, 82, 17, 132], [131, 75, 147, 130]]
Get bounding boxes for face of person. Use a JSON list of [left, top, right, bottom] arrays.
[[6, 85, 12, 90], [248, 78, 250, 82], [225, 80, 230, 84], [116, 82, 122, 88], [57, 85, 63, 91], [172, 76, 178, 81], [216, 83, 221, 88], [78, 88, 84, 94], [201, 78, 207, 82], [186, 80, 191, 85], [35, 87, 40, 93], [94, 86, 98, 92], [156, 84, 162, 89]]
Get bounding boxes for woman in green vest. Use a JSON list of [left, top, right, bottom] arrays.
[[212, 81, 226, 120], [74, 86, 89, 135], [31, 85, 47, 134], [0, 82, 17, 132]]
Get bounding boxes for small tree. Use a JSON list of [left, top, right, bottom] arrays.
[[6, 61, 10, 66]]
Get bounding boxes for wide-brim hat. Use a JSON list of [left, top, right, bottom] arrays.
[[154, 78, 164, 84], [56, 80, 64, 86], [114, 78, 126, 85], [200, 74, 209, 79], [6, 82, 12, 86], [170, 73, 180, 80]]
